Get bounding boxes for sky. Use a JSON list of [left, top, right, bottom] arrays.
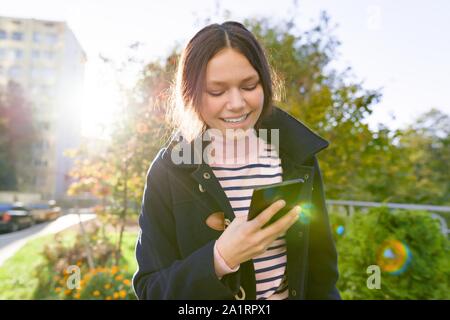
[[1, 0, 449, 138]]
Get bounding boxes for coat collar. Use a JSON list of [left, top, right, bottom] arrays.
[[161, 106, 329, 168]]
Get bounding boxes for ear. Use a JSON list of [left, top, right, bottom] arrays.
[[205, 211, 225, 231]]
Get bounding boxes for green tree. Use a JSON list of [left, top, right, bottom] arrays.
[[245, 13, 449, 205], [245, 13, 386, 201], [67, 45, 176, 263], [0, 81, 36, 191], [394, 109, 450, 205]]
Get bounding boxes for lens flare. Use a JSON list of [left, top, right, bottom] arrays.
[[331, 224, 345, 236], [299, 203, 313, 224], [376, 239, 412, 275]]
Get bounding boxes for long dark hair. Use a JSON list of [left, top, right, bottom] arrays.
[[168, 21, 277, 142]]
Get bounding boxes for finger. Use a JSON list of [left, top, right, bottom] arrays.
[[229, 216, 246, 226], [259, 205, 300, 239], [251, 199, 286, 229]]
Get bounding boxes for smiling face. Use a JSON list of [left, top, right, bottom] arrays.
[[200, 48, 264, 135]]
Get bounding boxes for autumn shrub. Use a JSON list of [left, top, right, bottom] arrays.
[[33, 222, 136, 300]]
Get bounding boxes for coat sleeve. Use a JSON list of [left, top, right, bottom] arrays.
[[132, 149, 241, 299], [305, 156, 341, 299]]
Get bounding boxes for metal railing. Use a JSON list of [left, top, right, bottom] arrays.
[[326, 200, 450, 236]]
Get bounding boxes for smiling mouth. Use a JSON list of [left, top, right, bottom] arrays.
[[221, 112, 250, 123]]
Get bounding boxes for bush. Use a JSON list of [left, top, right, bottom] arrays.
[[54, 266, 134, 300], [335, 207, 449, 299], [33, 223, 136, 300]]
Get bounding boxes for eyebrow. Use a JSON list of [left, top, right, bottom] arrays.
[[207, 74, 259, 86]]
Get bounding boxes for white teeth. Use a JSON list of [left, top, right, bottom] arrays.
[[223, 113, 248, 123]]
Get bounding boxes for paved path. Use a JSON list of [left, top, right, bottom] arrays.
[[0, 210, 96, 267]]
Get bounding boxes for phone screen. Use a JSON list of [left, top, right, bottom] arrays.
[[247, 178, 306, 227]]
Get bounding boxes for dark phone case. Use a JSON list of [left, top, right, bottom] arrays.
[[247, 176, 312, 227]]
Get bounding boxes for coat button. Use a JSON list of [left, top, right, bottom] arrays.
[[203, 172, 211, 179], [198, 184, 206, 193], [291, 289, 297, 297]]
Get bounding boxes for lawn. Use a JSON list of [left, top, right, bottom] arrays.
[[0, 230, 138, 300]]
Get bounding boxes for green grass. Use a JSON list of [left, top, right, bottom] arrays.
[[0, 231, 138, 300]]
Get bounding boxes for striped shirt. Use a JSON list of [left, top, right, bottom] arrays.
[[209, 129, 289, 300]]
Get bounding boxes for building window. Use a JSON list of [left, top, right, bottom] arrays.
[[0, 48, 6, 59], [46, 33, 58, 45], [33, 32, 41, 43], [11, 32, 23, 41], [31, 67, 41, 78], [0, 30, 6, 40], [8, 66, 21, 78], [32, 50, 40, 59], [14, 49, 23, 60], [44, 51, 54, 60]]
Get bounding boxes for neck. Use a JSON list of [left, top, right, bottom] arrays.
[[206, 128, 262, 165]]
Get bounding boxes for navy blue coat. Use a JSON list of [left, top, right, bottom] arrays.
[[133, 106, 340, 300]]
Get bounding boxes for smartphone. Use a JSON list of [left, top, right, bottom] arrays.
[[247, 178, 308, 227]]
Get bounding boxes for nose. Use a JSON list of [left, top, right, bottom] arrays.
[[226, 87, 245, 112]]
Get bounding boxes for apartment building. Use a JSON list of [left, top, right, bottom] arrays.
[[0, 16, 86, 200]]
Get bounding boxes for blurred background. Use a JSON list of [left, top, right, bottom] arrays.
[[0, 0, 448, 300]]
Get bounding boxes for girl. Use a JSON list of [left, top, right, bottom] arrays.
[[133, 21, 340, 300]]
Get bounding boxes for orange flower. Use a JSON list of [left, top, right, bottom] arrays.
[[93, 290, 100, 297], [74, 292, 81, 299], [114, 275, 123, 281], [64, 289, 72, 296], [123, 279, 131, 286], [104, 283, 112, 290], [111, 266, 119, 275], [113, 292, 119, 299], [55, 287, 61, 293], [105, 296, 112, 300], [119, 290, 127, 299]]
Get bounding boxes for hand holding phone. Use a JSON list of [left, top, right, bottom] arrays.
[[216, 199, 299, 269], [247, 178, 306, 228], [216, 176, 313, 270]]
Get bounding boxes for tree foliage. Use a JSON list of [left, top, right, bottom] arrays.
[[0, 81, 36, 191]]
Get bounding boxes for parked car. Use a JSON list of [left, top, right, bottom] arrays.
[[0, 202, 35, 233], [29, 200, 61, 223]]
